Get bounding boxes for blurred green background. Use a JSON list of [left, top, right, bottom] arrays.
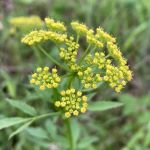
[[0, 0, 150, 149]]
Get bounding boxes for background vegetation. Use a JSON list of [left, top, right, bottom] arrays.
[[0, 0, 150, 149]]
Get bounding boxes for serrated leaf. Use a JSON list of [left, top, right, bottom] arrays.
[[6, 98, 37, 116], [88, 101, 123, 111], [9, 120, 33, 139], [0, 117, 30, 130]]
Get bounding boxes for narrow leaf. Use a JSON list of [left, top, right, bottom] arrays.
[[88, 101, 123, 111], [0, 117, 30, 130], [6, 98, 37, 116], [78, 137, 98, 149], [9, 120, 33, 139], [25, 127, 49, 140]]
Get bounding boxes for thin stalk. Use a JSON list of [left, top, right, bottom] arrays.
[[32, 46, 42, 64], [64, 73, 76, 150], [37, 45, 68, 71], [78, 45, 91, 65], [66, 119, 74, 150], [76, 34, 79, 43], [31, 112, 60, 121], [105, 54, 110, 59]]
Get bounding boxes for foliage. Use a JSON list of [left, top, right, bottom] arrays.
[[0, 0, 150, 150]]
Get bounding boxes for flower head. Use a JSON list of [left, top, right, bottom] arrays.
[[9, 16, 43, 31], [86, 52, 107, 69], [45, 18, 66, 32], [55, 89, 88, 118], [107, 42, 127, 66], [78, 67, 102, 89], [96, 27, 116, 43], [21, 30, 67, 45], [59, 36, 79, 67], [30, 67, 61, 90], [104, 64, 132, 92], [86, 30, 104, 48], [71, 21, 88, 36]]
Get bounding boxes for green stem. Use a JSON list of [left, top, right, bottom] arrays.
[[66, 119, 74, 150], [37, 45, 68, 71], [78, 45, 91, 65], [76, 34, 79, 43], [67, 74, 75, 88], [105, 54, 110, 59], [32, 46, 42, 64], [31, 112, 60, 121], [64, 73, 76, 150]]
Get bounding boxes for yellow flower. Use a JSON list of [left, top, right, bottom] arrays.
[[55, 88, 88, 118], [9, 16, 43, 31], [45, 18, 66, 32], [78, 67, 102, 89], [30, 67, 61, 90], [71, 21, 88, 35], [21, 30, 67, 45], [107, 42, 127, 66], [86, 52, 107, 69], [59, 36, 79, 69], [96, 27, 116, 43]]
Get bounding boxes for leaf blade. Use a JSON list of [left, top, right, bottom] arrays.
[[6, 98, 37, 116], [9, 120, 33, 139], [0, 117, 30, 130], [88, 101, 123, 111]]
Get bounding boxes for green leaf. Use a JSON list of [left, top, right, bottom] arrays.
[[78, 137, 98, 149], [0, 117, 30, 130], [1, 70, 16, 97], [6, 98, 37, 116], [9, 120, 33, 139], [45, 120, 57, 138], [88, 101, 123, 111], [25, 127, 49, 140]]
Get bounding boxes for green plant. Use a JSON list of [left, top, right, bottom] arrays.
[[0, 17, 132, 150]]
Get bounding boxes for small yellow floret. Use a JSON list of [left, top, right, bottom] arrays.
[[65, 112, 71, 118], [40, 85, 45, 90], [81, 107, 86, 113], [73, 110, 79, 116]]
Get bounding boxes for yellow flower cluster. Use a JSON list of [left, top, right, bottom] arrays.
[[77, 67, 102, 89], [45, 18, 66, 32], [71, 21, 88, 35], [86, 52, 107, 69], [10, 16, 43, 29], [23, 18, 132, 95], [104, 65, 132, 92], [21, 30, 67, 45], [107, 42, 127, 66], [55, 88, 88, 118], [59, 36, 79, 66], [86, 30, 104, 48], [30, 67, 61, 90], [96, 27, 116, 43]]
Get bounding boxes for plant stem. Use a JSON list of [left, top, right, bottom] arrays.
[[78, 44, 91, 65], [37, 45, 68, 71], [76, 34, 79, 43], [32, 46, 42, 64], [64, 73, 76, 150], [32, 112, 60, 121], [66, 119, 74, 150]]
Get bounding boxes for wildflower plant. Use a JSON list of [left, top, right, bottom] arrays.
[[1, 17, 133, 150]]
